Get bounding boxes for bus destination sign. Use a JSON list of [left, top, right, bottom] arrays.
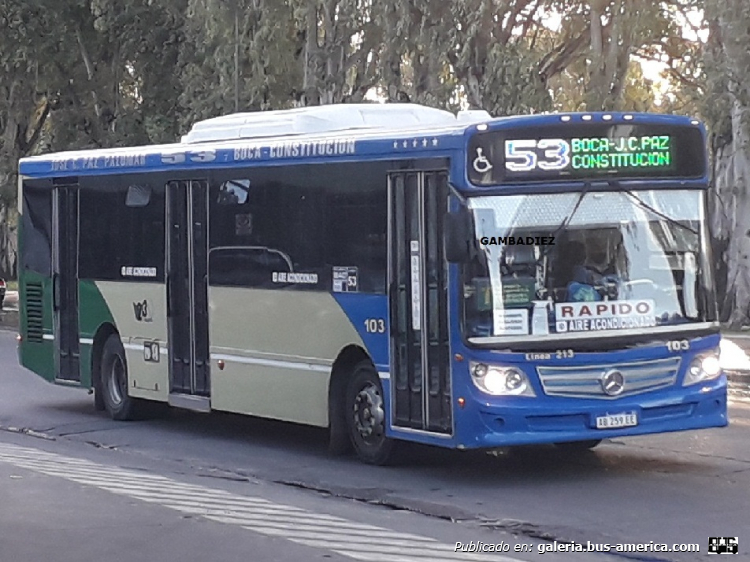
[[467, 123, 705, 185], [505, 135, 672, 175]]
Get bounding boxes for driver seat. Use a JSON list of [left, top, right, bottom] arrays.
[[501, 245, 537, 278]]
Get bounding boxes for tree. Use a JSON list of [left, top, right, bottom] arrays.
[[179, 0, 301, 125], [0, 1, 61, 278], [703, 0, 750, 327], [549, 58, 658, 112], [541, 0, 681, 112]]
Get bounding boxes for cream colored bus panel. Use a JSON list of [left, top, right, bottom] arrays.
[[96, 281, 169, 401], [209, 287, 366, 426]]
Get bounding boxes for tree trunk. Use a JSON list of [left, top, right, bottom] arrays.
[[707, 0, 750, 327], [710, 100, 750, 327]]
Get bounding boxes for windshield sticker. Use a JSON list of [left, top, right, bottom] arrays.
[[502, 280, 534, 306], [555, 300, 656, 332], [333, 266, 358, 293], [493, 309, 529, 336]]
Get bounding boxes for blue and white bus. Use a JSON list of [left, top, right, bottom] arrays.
[[17, 103, 726, 464]]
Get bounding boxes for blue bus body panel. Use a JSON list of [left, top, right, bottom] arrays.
[[447, 335, 726, 450], [330, 293, 390, 373], [18, 127, 466, 178]]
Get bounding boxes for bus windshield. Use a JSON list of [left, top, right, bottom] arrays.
[[462, 189, 715, 346]]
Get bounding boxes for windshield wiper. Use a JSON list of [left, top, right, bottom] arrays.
[[541, 183, 590, 258], [624, 191, 699, 235]]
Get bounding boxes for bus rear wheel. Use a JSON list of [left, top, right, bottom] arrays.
[[100, 334, 142, 421], [554, 439, 602, 452], [345, 361, 395, 465]]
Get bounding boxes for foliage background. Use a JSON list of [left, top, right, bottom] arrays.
[[1, 0, 748, 325]]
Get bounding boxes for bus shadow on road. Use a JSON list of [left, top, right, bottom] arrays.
[[37, 398, 717, 482]]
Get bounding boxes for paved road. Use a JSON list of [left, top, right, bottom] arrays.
[[9, 436, 608, 562], [1, 330, 748, 560]]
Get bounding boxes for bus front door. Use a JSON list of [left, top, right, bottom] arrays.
[[388, 170, 452, 435], [166, 180, 211, 412], [52, 181, 81, 383]]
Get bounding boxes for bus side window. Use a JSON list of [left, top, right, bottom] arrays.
[[217, 179, 250, 205], [209, 247, 292, 288], [125, 184, 151, 207]]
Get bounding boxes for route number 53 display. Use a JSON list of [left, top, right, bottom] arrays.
[[505, 139, 571, 172]]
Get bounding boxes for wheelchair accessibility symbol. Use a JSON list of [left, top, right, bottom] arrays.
[[473, 148, 493, 173]]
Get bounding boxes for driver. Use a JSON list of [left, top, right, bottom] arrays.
[[573, 233, 617, 285], [567, 233, 620, 301]]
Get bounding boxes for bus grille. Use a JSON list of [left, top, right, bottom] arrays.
[[536, 357, 681, 399], [25, 282, 44, 343]]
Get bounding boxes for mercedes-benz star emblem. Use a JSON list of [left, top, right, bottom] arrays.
[[601, 369, 625, 396]]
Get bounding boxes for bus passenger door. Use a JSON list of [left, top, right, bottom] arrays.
[[52, 181, 81, 382], [388, 170, 452, 435], [166, 179, 211, 411]]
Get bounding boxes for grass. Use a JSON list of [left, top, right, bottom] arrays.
[[5, 280, 17, 291]]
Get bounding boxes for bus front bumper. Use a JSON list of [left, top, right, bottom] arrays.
[[460, 378, 728, 449]]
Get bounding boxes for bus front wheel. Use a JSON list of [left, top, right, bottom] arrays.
[[345, 361, 396, 465], [100, 334, 142, 421]]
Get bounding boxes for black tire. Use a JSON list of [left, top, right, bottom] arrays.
[[100, 334, 143, 421], [345, 360, 396, 465], [93, 378, 105, 411], [555, 439, 602, 452]]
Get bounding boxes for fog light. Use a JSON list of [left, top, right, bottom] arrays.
[[505, 370, 525, 392], [472, 363, 488, 377]]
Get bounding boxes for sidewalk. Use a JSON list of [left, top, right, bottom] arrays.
[[0, 291, 19, 331], [721, 335, 750, 397], [4, 290, 18, 307]]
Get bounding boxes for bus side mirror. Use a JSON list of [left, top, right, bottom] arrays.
[[444, 211, 474, 263]]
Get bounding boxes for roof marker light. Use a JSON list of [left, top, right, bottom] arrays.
[[603, 115, 613, 121], [582, 115, 592, 121], [477, 124, 488, 131], [560, 116, 571, 122], [691, 120, 700, 126], [623, 114, 634, 120]]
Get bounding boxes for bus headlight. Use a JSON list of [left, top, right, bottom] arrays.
[[470, 362, 536, 396], [683, 350, 722, 386]]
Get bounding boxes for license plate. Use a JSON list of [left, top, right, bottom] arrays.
[[595, 412, 638, 429]]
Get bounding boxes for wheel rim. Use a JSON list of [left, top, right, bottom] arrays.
[[352, 381, 385, 446], [108, 355, 126, 406]]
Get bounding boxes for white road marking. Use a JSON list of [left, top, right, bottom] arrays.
[[0, 443, 524, 562]]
